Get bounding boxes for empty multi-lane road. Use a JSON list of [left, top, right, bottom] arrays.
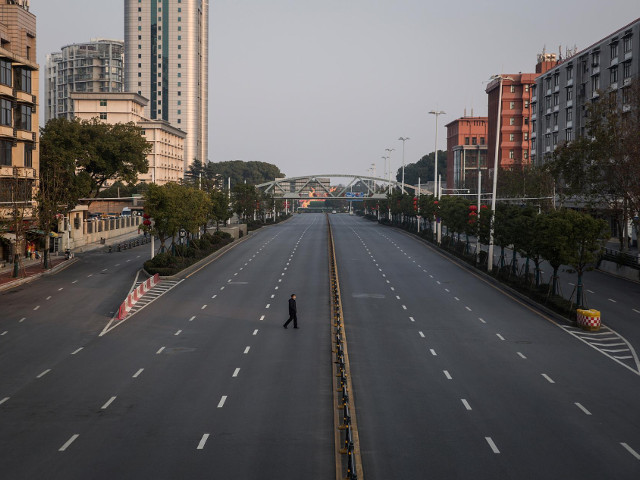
[[1, 213, 639, 479]]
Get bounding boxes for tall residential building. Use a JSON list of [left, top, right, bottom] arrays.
[[531, 18, 640, 164], [445, 115, 488, 192], [71, 92, 186, 185], [0, 0, 39, 262], [44, 39, 124, 122], [124, 0, 209, 170]]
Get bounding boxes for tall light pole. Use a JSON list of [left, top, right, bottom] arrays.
[[487, 75, 513, 272], [398, 137, 410, 193], [429, 110, 445, 243], [385, 148, 395, 195]]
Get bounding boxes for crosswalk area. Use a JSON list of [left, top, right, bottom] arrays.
[[562, 324, 640, 375]]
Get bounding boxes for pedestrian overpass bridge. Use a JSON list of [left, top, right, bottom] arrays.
[[256, 174, 433, 200]]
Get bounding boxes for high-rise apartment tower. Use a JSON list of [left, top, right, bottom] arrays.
[[124, 0, 208, 169]]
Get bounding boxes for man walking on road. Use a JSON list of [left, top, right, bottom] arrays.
[[283, 294, 298, 329]]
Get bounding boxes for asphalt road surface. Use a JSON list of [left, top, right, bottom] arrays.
[[330, 214, 640, 479], [2, 213, 640, 479]]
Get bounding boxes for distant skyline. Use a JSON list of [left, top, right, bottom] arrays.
[[34, 1, 640, 179]]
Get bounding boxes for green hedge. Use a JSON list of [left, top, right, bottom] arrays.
[[144, 231, 233, 276]]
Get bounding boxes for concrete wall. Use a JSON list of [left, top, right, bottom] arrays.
[[598, 259, 640, 283], [61, 215, 143, 251]]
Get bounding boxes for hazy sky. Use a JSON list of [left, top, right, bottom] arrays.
[[34, 1, 640, 178]]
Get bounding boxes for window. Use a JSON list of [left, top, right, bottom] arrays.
[[592, 51, 600, 66], [177, 73, 181, 77], [623, 62, 631, 80], [545, 134, 550, 148], [0, 140, 11, 166], [553, 93, 559, 106], [509, 150, 514, 159], [566, 107, 573, 122], [464, 137, 469, 145], [138, 35, 142, 40], [177, 100, 181, 105], [624, 36, 632, 53], [553, 112, 558, 126], [15, 105, 31, 130], [177, 109, 181, 114], [622, 88, 630, 104], [178, 91, 181, 96], [552, 132, 558, 146], [178, 17, 181, 21], [610, 67, 618, 84], [524, 132, 529, 141], [592, 75, 600, 93], [509, 101, 515, 109], [138, 72, 142, 77], [545, 77, 551, 90], [177, 82, 181, 87], [14, 68, 31, 93], [472, 137, 477, 145], [525, 100, 529, 108], [100, 99, 107, 106], [480, 137, 485, 145], [0, 59, 11, 86], [178, 45, 182, 50], [177, 119, 181, 124], [24, 145, 32, 168], [524, 118, 529, 125], [567, 66, 573, 80], [567, 87, 573, 101], [0, 98, 11, 126], [545, 97, 550, 109], [138, 26, 142, 31], [509, 134, 515, 141], [532, 120, 536, 133], [510, 85, 515, 93], [509, 118, 515, 126], [99, 113, 107, 120], [611, 42, 618, 59], [566, 128, 573, 142], [553, 73, 559, 86], [524, 152, 529, 160], [525, 85, 529, 92]]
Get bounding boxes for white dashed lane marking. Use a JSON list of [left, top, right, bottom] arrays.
[[461, 399, 472, 411], [197, 433, 210, 450], [541, 374, 555, 384], [217, 396, 227, 408], [485, 437, 500, 454], [101, 396, 117, 410], [621, 442, 640, 460], [574, 402, 592, 415], [132, 368, 144, 378], [156, 347, 165, 354], [59, 434, 79, 452], [443, 370, 452, 380]]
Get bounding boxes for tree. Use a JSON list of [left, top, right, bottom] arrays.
[[207, 160, 284, 186], [497, 165, 554, 210], [185, 159, 223, 192], [562, 209, 608, 307], [209, 189, 231, 229], [492, 204, 520, 271], [396, 150, 447, 186], [536, 211, 572, 295], [233, 183, 259, 221]]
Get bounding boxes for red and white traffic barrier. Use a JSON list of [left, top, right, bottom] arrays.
[[117, 274, 160, 320]]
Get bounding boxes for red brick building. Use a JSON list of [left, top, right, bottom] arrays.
[[485, 54, 557, 172], [445, 116, 488, 192]]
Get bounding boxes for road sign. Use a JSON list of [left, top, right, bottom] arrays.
[[179, 228, 186, 238]]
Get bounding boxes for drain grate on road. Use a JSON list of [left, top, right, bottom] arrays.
[[561, 325, 640, 375]]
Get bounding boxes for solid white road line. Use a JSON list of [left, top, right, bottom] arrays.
[[201, 304, 207, 310], [574, 402, 592, 415], [197, 433, 210, 450], [430, 349, 437, 356], [485, 437, 500, 454], [541, 374, 555, 384], [0, 397, 9, 406], [461, 399, 472, 411], [253, 329, 258, 335], [156, 347, 165, 354], [244, 346, 250, 354], [409, 316, 415, 322], [620, 442, 640, 460], [517, 352, 527, 359], [59, 434, 79, 452], [36, 369, 51, 378], [232, 368, 240, 378], [33, 305, 40, 311], [496, 334, 505, 341], [189, 316, 196, 322], [175, 330, 182, 336], [217, 396, 227, 408], [418, 331, 425, 338], [133, 368, 144, 378], [71, 347, 83, 355], [443, 370, 452, 380], [101, 396, 116, 410]]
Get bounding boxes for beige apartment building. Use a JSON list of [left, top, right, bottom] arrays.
[[71, 92, 186, 185], [0, 0, 39, 263]]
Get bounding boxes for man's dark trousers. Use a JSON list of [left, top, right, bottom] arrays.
[[284, 298, 297, 328]]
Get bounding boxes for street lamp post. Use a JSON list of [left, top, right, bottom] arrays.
[[398, 137, 410, 193], [487, 75, 513, 272], [385, 148, 395, 195], [428, 110, 445, 243]]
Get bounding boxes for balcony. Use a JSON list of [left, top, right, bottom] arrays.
[[610, 57, 618, 66], [567, 78, 574, 87], [610, 82, 618, 90], [567, 99, 573, 107], [624, 51, 632, 60]]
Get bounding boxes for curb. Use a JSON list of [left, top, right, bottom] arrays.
[[0, 257, 79, 293]]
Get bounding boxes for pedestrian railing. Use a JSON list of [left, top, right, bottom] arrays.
[[601, 248, 640, 270], [328, 214, 362, 480]]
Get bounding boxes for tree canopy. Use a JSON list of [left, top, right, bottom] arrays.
[[192, 160, 285, 187], [396, 150, 446, 186]]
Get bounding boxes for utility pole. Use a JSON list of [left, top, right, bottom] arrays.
[[429, 110, 445, 242], [398, 137, 409, 193]]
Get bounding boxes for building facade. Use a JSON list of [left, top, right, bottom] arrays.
[[486, 72, 542, 172], [531, 18, 640, 164], [44, 39, 124, 122], [0, 0, 39, 262], [124, 0, 208, 170], [71, 92, 185, 185], [445, 116, 488, 192]]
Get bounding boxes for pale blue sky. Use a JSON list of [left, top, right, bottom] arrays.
[[34, 0, 640, 178]]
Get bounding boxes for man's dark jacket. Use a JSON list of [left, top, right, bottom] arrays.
[[289, 298, 297, 315]]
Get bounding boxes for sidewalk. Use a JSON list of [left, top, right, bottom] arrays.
[[0, 255, 72, 291]]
